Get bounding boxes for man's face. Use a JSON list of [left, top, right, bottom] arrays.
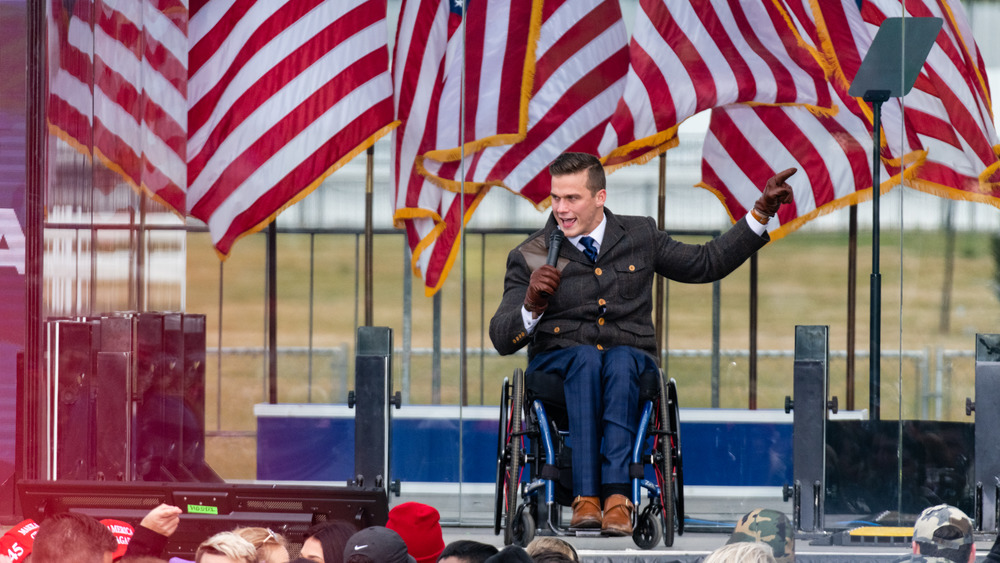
[[550, 169, 605, 238]]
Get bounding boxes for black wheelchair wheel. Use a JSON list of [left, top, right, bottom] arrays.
[[511, 503, 536, 547], [503, 368, 525, 546], [657, 373, 675, 547], [632, 507, 663, 550], [668, 378, 685, 537], [494, 376, 511, 536]]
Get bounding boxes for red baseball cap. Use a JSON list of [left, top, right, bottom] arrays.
[[101, 518, 134, 560], [0, 518, 39, 562]]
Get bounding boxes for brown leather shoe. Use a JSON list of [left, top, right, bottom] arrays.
[[569, 496, 602, 529], [601, 494, 634, 536]]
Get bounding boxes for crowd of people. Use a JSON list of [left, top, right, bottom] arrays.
[[1, 500, 999, 563]]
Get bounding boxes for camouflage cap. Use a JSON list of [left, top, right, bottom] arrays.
[[726, 508, 794, 563], [910, 504, 973, 562]]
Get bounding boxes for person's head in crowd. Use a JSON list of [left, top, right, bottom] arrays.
[[482, 546, 532, 563], [910, 504, 975, 563], [703, 541, 777, 563], [300, 520, 359, 563], [194, 531, 257, 563], [526, 551, 574, 563], [0, 518, 39, 563], [100, 518, 134, 560], [437, 540, 498, 563], [524, 538, 577, 563], [386, 502, 445, 563], [119, 557, 168, 563], [726, 508, 794, 563], [232, 527, 289, 563], [343, 527, 415, 563], [31, 512, 118, 563]]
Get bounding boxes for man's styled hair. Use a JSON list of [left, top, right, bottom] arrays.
[[438, 540, 499, 563], [31, 512, 117, 563], [548, 152, 605, 196], [194, 531, 257, 563]]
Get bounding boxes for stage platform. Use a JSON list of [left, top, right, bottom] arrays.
[[408, 489, 998, 562]]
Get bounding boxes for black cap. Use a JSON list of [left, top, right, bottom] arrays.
[[343, 526, 416, 563]]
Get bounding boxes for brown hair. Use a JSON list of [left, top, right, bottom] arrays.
[[548, 152, 605, 196], [32, 512, 117, 563]]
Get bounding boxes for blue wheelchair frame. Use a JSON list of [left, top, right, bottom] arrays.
[[495, 368, 684, 549]]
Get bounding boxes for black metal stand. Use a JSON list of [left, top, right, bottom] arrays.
[[865, 92, 888, 421], [847, 16, 941, 421]]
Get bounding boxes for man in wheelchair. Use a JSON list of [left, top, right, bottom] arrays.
[[489, 152, 795, 536]]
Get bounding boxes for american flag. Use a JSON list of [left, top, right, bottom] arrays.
[[858, 0, 1000, 198], [701, 84, 892, 238], [48, 0, 188, 212], [700, 0, 1000, 240], [419, 0, 539, 162], [598, 0, 832, 171], [419, 0, 629, 207], [392, 0, 544, 295], [188, 0, 397, 257]]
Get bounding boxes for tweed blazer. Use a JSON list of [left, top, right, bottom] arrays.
[[489, 209, 769, 360]]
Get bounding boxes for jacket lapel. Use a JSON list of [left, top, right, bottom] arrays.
[[599, 209, 625, 258]]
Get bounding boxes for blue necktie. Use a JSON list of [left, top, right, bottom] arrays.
[[580, 236, 598, 262]]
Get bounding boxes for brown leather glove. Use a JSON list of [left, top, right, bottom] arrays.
[[754, 167, 796, 217], [524, 264, 561, 316]]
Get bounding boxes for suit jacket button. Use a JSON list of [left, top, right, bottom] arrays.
[[595, 267, 602, 275], [553, 327, 560, 333], [597, 344, 604, 351], [629, 264, 635, 271], [598, 318, 605, 326]]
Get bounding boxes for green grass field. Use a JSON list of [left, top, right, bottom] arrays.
[[187, 227, 1000, 479]]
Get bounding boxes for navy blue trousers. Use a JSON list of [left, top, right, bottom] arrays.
[[527, 345, 657, 498]]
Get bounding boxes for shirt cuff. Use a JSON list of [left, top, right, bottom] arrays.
[[745, 212, 768, 236], [522, 306, 541, 332]]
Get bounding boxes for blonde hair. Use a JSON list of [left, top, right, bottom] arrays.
[[525, 537, 578, 562], [232, 527, 288, 562], [703, 542, 777, 563], [195, 531, 257, 563]]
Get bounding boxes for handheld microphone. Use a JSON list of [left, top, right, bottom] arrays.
[[546, 230, 564, 267]]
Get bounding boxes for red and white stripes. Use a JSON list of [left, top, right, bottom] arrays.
[[599, 0, 832, 170], [48, 0, 188, 211], [188, 0, 397, 256]]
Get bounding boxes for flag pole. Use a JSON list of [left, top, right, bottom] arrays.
[[654, 153, 667, 368], [365, 146, 374, 326], [749, 253, 758, 410], [267, 222, 278, 404], [847, 206, 857, 411]]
